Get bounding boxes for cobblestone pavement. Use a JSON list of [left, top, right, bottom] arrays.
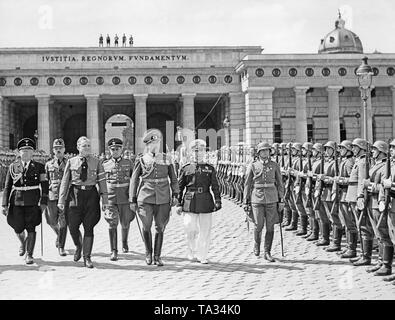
[[0, 193, 394, 300]]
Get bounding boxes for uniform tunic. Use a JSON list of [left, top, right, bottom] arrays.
[[58, 155, 108, 236], [244, 158, 284, 232], [2, 159, 49, 233], [45, 157, 67, 227], [102, 157, 135, 228]]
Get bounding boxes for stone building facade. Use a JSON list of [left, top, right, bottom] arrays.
[[0, 15, 394, 154]]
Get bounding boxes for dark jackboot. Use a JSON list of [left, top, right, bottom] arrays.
[[340, 232, 358, 258], [316, 222, 330, 246], [153, 232, 164, 266], [326, 226, 343, 252], [285, 210, 298, 231], [281, 207, 292, 227], [121, 227, 129, 253], [353, 239, 373, 266], [51, 225, 60, 248], [374, 246, 394, 276], [367, 243, 383, 273], [306, 219, 319, 241], [109, 228, 118, 261], [296, 215, 308, 236], [302, 217, 314, 238], [83, 236, 94, 268], [253, 229, 261, 256], [263, 231, 275, 262], [71, 231, 83, 262], [16, 232, 26, 256], [58, 227, 67, 256], [143, 230, 153, 265], [25, 232, 36, 265]]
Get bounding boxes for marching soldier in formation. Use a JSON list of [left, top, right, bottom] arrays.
[[129, 129, 179, 266], [1, 138, 49, 264], [378, 138, 395, 284], [58, 136, 110, 268], [243, 142, 284, 262], [102, 138, 135, 261], [44, 138, 68, 256], [176, 139, 221, 264]]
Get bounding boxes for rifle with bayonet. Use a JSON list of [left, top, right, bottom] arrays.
[[329, 142, 339, 220], [377, 139, 392, 228], [313, 148, 325, 210], [305, 149, 313, 208], [284, 143, 293, 201]]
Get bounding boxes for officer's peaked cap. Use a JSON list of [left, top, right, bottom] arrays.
[[189, 139, 206, 151], [17, 138, 35, 150], [256, 142, 271, 152], [53, 138, 65, 148], [108, 138, 123, 148], [142, 129, 162, 144]]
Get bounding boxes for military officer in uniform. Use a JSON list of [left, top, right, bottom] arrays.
[[129, 129, 179, 267], [176, 139, 221, 264], [58, 136, 109, 268], [1, 138, 49, 264], [102, 138, 135, 261], [243, 142, 284, 262], [44, 138, 68, 256]]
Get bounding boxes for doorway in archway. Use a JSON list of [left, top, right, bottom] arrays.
[[105, 114, 134, 152], [63, 114, 86, 154]]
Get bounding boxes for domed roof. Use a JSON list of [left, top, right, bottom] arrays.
[[318, 13, 363, 54]]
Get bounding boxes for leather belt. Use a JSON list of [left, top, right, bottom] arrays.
[[186, 187, 209, 193], [13, 185, 40, 191], [142, 177, 168, 183], [72, 185, 96, 190], [109, 182, 129, 188], [348, 182, 358, 186], [254, 183, 275, 188]]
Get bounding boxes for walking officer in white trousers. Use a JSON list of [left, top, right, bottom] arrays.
[[176, 139, 222, 264]]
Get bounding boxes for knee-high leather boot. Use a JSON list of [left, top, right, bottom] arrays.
[[71, 231, 82, 262], [285, 210, 298, 231], [263, 231, 275, 262], [296, 215, 308, 236], [326, 226, 343, 252], [353, 239, 373, 266], [340, 231, 357, 258], [143, 230, 153, 265], [83, 235, 94, 268], [121, 227, 130, 253], [281, 207, 292, 227], [25, 232, 36, 265], [109, 228, 118, 261], [253, 229, 262, 256], [306, 218, 319, 241], [154, 232, 164, 266], [374, 246, 393, 276], [316, 221, 330, 246], [58, 227, 67, 256], [16, 232, 27, 256], [366, 242, 383, 273]]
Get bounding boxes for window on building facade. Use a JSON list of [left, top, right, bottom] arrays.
[[273, 124, 282, 142], [307, 124, 314, 142], [340, 122, 347, 141]]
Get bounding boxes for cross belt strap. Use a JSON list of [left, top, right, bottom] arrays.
[[13, 185, 40, 191]]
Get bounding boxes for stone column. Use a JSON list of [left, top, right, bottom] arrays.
[[229, 92, 245, 146], [244, 87, 275, 146], [36, 94, 52, 153], [294, 86, 309, 143], [391, 86, 395, 137], [327, 86, 342, 142], [0, 97, 10, 148], [134, 94, 148, 154], [182, 93, 196, 131], [85, 94, 101, 155]]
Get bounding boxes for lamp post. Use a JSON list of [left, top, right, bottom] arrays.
[[223, 114, 230, 148], [356, 57, 373, 140]]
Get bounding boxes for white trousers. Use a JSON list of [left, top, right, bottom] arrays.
[[183, 212, 212, 261]]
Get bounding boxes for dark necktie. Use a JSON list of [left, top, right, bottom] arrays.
[[80, 157, 88, 182]]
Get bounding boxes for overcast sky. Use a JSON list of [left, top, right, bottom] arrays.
[[0, 0, 393, 53]]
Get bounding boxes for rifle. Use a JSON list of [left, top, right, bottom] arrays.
[[313, 149, 325, 210], [294, 149, 304, 201], [305, 150, 313, 208], [284, 143, 293, 201], [329, 142, 339, 222], [377, 138, 392, 227]]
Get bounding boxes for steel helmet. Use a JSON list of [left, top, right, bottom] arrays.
[[389, 139, 395, 147], [352, 138, 368, 151], [292, 142, 302, 151], [256, 142, 271, 153], [372, 140, 388, 154], [324, 141, 336, 150], [302, 142, 313, 151], [339, 140, 353, 152], [312, 143, 323, 152]]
